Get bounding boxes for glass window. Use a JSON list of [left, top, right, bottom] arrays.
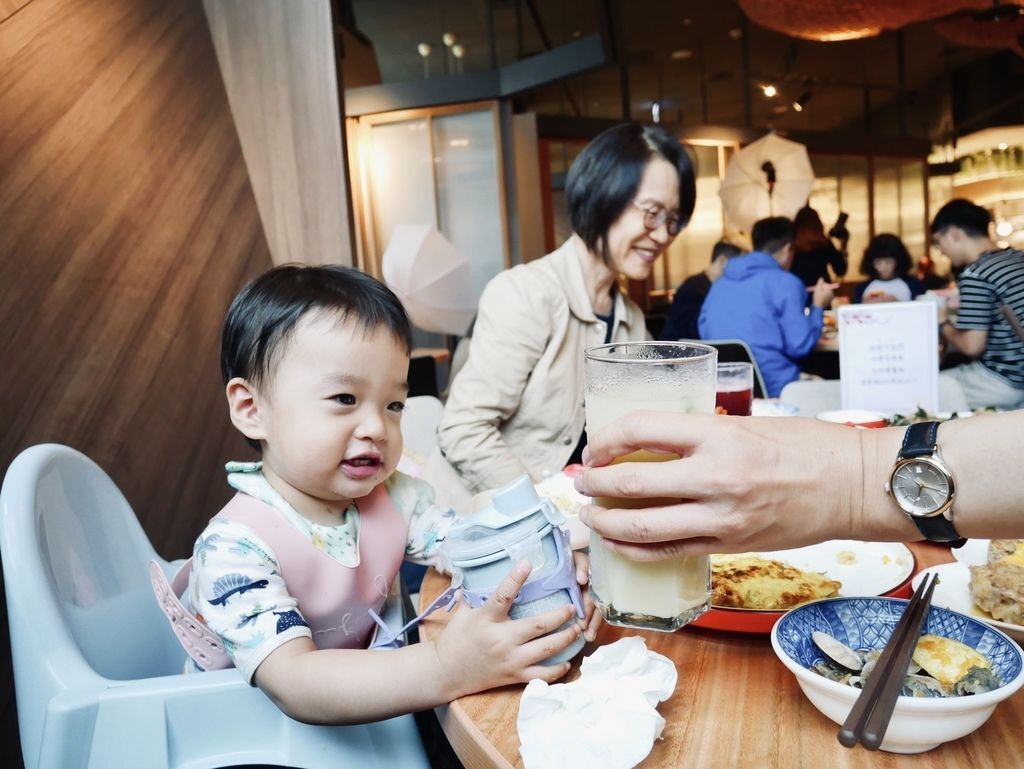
[[899, 160, 926, 264], [873, 157, 902, 239], [367, 119, 436, 256], [839, 156, 870, 279], [432, 110, 507, 299]]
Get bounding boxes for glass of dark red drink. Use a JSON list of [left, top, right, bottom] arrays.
[[716, 362, 753, 415]]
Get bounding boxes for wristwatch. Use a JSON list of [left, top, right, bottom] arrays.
[[885, 421, 966, 548]]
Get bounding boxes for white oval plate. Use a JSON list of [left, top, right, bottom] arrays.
[[713, 540, 915, 611], [751, 399, 799, 417], [761, 540, 914, 596], [951, 538, 989, 567], [912, 562, 1024, 644]]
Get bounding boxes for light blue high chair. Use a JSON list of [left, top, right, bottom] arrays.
[[0, 444, 430, 769]]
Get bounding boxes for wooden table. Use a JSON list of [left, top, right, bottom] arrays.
[[419, 542, 1023, 768]]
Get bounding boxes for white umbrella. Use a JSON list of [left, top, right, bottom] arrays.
[[719, 133, 815, 233], [381, 224, 477, 336]]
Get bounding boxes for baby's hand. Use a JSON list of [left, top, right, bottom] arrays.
[[572, 550, 601, 642], [433, 561, 580, 699]]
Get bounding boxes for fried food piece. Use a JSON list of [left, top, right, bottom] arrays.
[[987, 539, 1024, 566], [711, 554, 841, 610], [970, 562, 1024, 626]]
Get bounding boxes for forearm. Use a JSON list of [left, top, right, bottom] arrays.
[[856, 413, 1024, 541], [439, 352, 529, 492], [830, 246, 848, 277], [783, 310, 823, 357], [256, 639, 460, 725], [940, 323, 984, 358], [437, 411, 530, 493]]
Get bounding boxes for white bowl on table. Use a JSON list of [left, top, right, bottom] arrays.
[[815, 409, 889, 429], [770, 595, 1024, 753]]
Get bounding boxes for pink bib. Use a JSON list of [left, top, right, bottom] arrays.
[[152, 485, 408, 670]]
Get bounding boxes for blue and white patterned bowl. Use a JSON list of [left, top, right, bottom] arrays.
[[770, 596, 1024, 753]]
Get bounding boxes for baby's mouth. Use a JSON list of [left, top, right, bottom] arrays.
[[341, 453, 383, 478], [345, 456, 381, 467]]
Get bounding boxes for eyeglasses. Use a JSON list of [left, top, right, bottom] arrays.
[[631, 200, 683, 236]]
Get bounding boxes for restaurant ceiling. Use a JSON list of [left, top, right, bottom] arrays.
[[348, 0, 1024, 145]]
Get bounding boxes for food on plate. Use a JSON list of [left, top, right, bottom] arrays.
[[810, 632, 1002, 697], [988, 539, 1024, 565], [710, 554, 841, 610], [534, 466, 589, 517], [969, 539, 1024, 626], [889, 406, 998, 426]]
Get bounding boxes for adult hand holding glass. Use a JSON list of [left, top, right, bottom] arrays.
[[575, 413, 860, 560], [574, 411, 1024, 561]]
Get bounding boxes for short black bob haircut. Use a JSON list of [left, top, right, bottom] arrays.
[[565, 123, 696, 263], [861, 233, 913, 280], [221, 264, 413, 392], [931, 198, 992, 239], [751, 216, 795, 255]]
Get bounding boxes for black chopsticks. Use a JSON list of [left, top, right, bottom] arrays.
[[837, 573, 939, 750]]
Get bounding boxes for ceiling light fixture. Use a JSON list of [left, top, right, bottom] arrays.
[[996, 220, 1014, 237], [417, 42, 432, 79], [792, 90, 813, 112], [761, 84, 778, 97], [442, 32, 457, 75]]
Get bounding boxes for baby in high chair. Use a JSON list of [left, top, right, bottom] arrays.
[[154, 264, 597, 725]]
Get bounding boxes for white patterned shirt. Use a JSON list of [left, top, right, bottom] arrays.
[[185, 463, 454, 683]]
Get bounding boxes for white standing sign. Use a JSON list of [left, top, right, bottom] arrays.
[[838, 301, 939, 414]]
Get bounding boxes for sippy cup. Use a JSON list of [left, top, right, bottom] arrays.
[[440, 475, 586, 665]]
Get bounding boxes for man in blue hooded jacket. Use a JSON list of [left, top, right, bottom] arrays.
[[699, 217, 835, 397]]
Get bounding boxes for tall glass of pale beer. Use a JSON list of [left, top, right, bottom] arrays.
[[583, 341, 717, 631]]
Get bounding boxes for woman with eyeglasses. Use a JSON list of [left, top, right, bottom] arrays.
[[433, 123, 696, 500]]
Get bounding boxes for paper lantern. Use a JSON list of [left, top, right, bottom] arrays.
[[736, 0, 1001, 42], [934, 9, 1024, 55]]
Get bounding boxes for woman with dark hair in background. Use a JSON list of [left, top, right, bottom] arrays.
[[436, 123, 697, 496], [854, 233, 924, 303], [790, 205, 848, 287]]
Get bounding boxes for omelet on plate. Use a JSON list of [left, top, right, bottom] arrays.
[[912, 634, 993, 687], [711, 554, 842, 610]]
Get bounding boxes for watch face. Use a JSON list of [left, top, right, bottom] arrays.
[[891, 459, 952, 516]]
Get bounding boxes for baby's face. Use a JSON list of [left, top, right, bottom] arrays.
[[256, 311, 408, 518]]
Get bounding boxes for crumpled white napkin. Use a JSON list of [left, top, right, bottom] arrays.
[[517, 636, 678, 769]]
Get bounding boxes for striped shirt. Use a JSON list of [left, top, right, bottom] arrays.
[[955, 247, 1024, 387]]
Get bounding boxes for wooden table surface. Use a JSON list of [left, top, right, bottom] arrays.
[[419, 542, 1023, 768]]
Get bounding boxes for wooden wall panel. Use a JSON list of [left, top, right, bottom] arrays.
[[0, 0, 272, 759], [0, 0, 29, 24], [203, 0, 354, 266]]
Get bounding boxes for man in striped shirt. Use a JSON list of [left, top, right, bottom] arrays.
[[932, 198, 1024, 410]]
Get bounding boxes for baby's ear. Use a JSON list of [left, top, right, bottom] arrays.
[[225, 378, 266, 442]]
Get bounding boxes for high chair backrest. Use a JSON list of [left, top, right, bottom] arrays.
[[11, 444, 184, 679], [1, 444, 430, 769]]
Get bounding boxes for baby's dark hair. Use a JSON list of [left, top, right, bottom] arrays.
[[221, 264, 412, 392]]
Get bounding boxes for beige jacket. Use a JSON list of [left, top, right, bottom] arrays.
[[437, 236, 648, 495]]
